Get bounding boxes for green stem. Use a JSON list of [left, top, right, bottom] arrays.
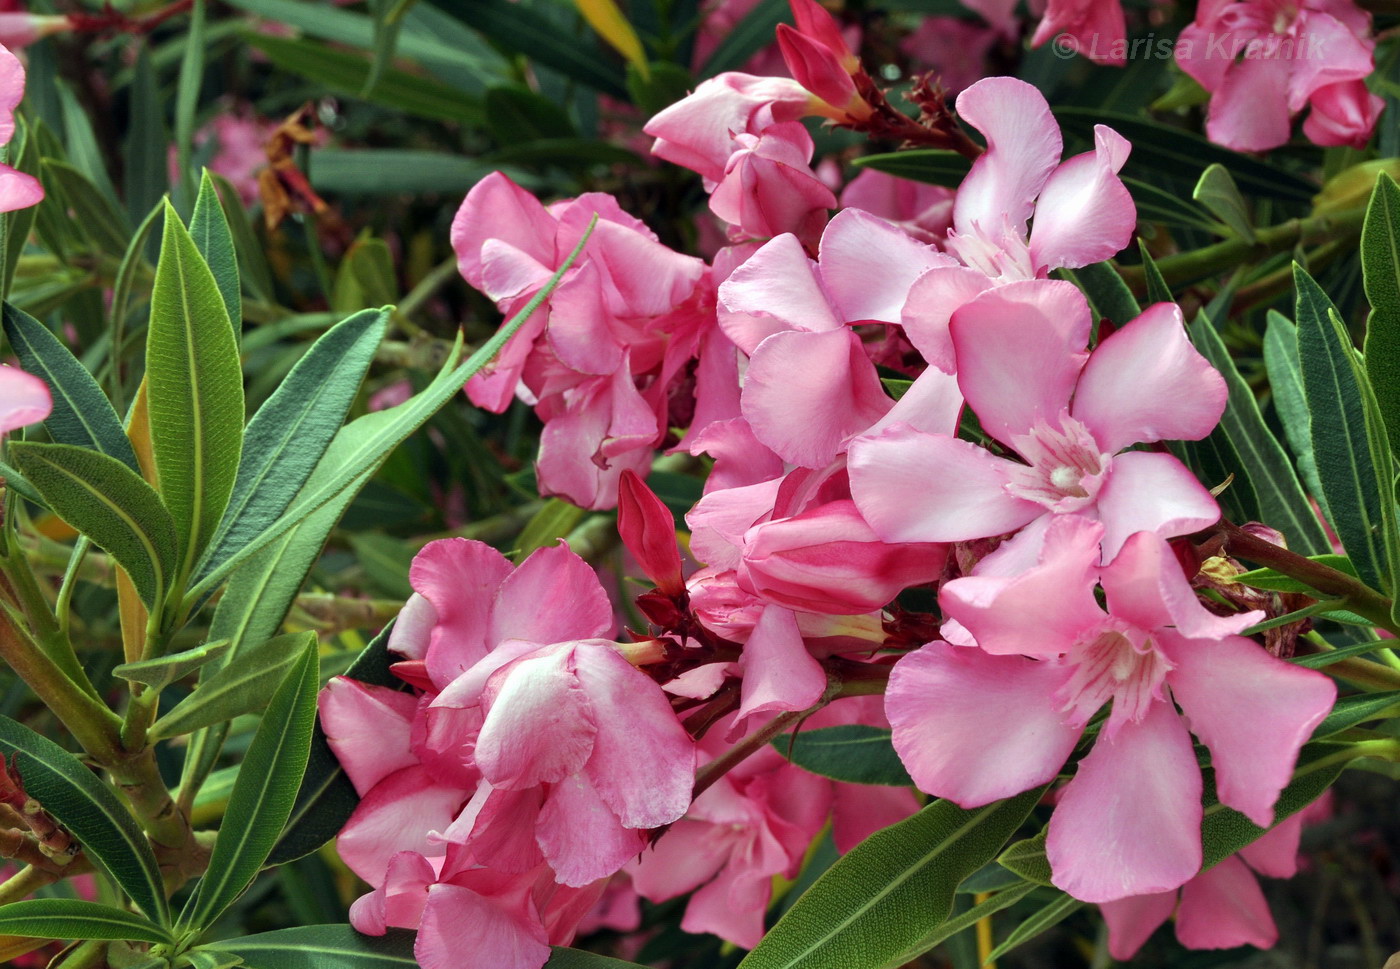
[[0, 864, 58, 905], [0, 609, 123, 764], [109, 745, 196, 864], [0, 540, 98, 700], [1120, 206, 1367, 293]]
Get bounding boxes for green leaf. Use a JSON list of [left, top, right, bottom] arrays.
[[1309, 689, 1400, 735], [2, 302, 139, 470], [431, 0, 628, 99], [190, 170, 242, 335], [214, 925, 417, 967], [1192, 163, 1254, 242], [1293, 640, 1397, 669], [7, 442, 178, 608], [850, 150, 970, 188], [3, 118, 42, 297], [55, 81, 123, 211], [1362, 172, 1400, 464], [484, 85, 577, 145], [1264, 310, 1329, 519], [268, 622, 404, 865], [0, 900, 172, 943], [1188, 308, 1332, 555], [983, 893, 1083, 962], [108, 200, 166, 365], [0, 717, 168, 924], [40, 160, 130, 258], [113, 639, 231, 691], [889, 881, 1037, 962], [1136, 241, 1173, 305], [244, 33, 486, 125], [149, 632, 315, 740], [1054, 109, 1317, 203], [363, 0, 409, 96], [996, 833, 1052, 886], [207, 173, 275, 304], [485, 139, 642, 170], [173, 0, 206, 209], [177, 950, 245, 969], [701, 0, 792, 76], [1233, 553, 1358, 593], [771, 725, 913, 787], [513, 498, 587, 563], [123, 44, 167, 226], [1125, 177, 1225, 233], [185, 218, 599, 603], [197, 309, 388, 581], [182, 638, 319, 930], [738, 789, 1043, 969], [1057, 262, 1139, 325], [308, 150, 494, 196], [148, 200, 245, 582], [626, 61, 695, 118], [1295, 265, 1393, 591]]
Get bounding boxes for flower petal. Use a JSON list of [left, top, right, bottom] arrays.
[[318, 678, 418, 796], [1028, 125, 1134, 274], [537, 771, 647, 886], [1094, 451, 1220, 563], [1100, 890, 1177, 960], [1175, 855, 1277, 951], [416, 883, 551, 969], [475, 647, 597, 790], [818, 208, 949, 324], [953, 77, 1063, 237]]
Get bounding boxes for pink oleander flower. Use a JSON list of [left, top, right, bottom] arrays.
[[1176, 0, 1383, 151], [323, 537, 696, 961], [1099, 791, 1333, 957], [886, 518, 1337, 902], [717, 208, 961, 467], [182, 108, 282, 205], [839, 168, 955, 243], [451, 172, 712, 508], [0, 13, 69, 49], [1030, 0, 1127, 64], [0, 363, 51, 433], [850, 280, 1226, 563], [708, 121, 836, 247], [775, 0, 871, 123], [0, 44, 42, 213], [892, 77, 1133, 372]]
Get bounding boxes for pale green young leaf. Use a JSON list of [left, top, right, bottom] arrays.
[[1192, 163, 1254, 241], [112, 639, 230, 691], [149, 632, 315, 740], [190, 170, 242, 335]]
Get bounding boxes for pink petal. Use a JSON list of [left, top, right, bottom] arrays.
[[953, 77, 1063, 237], [899, 264, 996, 373], [831, 783, 921, 853], [416, 884, 551, 969], [1100, 890, 1178, 960], [886, 641, 1081, 806], [349, 850, 438, 934], [475, 647, 598, 790], [818, 208, 949, 324], [733, 605, 828, 734], [1047, 700, 1202, 903], [491, 542, 614, 646], [1237, 811, 1305, 878], [938, 514, 1105, 658], [0, 167, 42, 214], [1205, 56, 1295, 152], [447, 785, 546, 874], [864, 364, 964, 439], [681, 859, 773, 949], [718, 234, 838, 353], [451, 172, 556, 292], [387, 593, 436, 661], [542, 262, 624, 376], [0, 364, 51, 434], [1094, 451, 1221, 563], [1028, 125, 1135, 274], [1102, 530, 1261, 638], [949, 280, 1091, 447], [410, 538, 514, 689], [318, 678, 417, 796], [629, 819, 731, 901], [742, 327, 892, 468], [1175, 855, 1277, 950], [537, 771, 646, 886], [1164, 631, 1335, 827], [849, 426, 1040, 543], [573, 641, 695, 829], [687, 476, 785, 569], [1072, 303, 1227, 453], [337, 767, 467, 882]]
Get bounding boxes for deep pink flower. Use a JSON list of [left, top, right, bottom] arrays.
[[1176, 0, 1382, 151], [851, 281, 1225, 562], [886, 520, 1337, 902], [708, 122, 836, 247]]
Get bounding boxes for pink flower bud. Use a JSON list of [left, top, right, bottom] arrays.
[[776, 26, 870, 122], [788, 0, 858, 71], [618, 469, 686, 597], [0, 14, 70, 50]]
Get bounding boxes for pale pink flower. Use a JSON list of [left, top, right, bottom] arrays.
[[839, 168, 955, 243], [708, 121, 836, 247], [0, 44, 42, 213], [0, 13, 69, 49], [886, 520, 1337, 902], [1176, 0, 1382, 151], [850, 280, 1225, 563], [0, 363, 51, 433], [1030, 0, 1127, 64], [902, 18, 1007, 95]]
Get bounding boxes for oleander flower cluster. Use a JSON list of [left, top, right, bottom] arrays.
[[322, 5, 1343, 966]]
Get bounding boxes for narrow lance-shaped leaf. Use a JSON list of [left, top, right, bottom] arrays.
[[1263, 310, 1329, 520], [984, 893, 1083, 962], [184, 217, 598, 603], [189, 169, 241, 337], [112, 639, 231, 691], [1361, 172, 1400, 463], [149, 631, 316, 740], [771, 725, 914, 787], [2, 303, 139, 470], [0, 900, 172, 943], [147, 200, 245, 584], [1192, 163, 1254, 241], [182, 637, 319, 931], [737, 788, 1044, 969], [0, 717, 169, 924], [196, 308, 389, 582], [1295, 265, 1390, 591], [214, 925, 417, 968], [7, 442, 177, 609]]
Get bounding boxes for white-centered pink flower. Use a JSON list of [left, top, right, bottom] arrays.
[[850, 279, 1226, 563], [885, 519, 1336, 902]]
